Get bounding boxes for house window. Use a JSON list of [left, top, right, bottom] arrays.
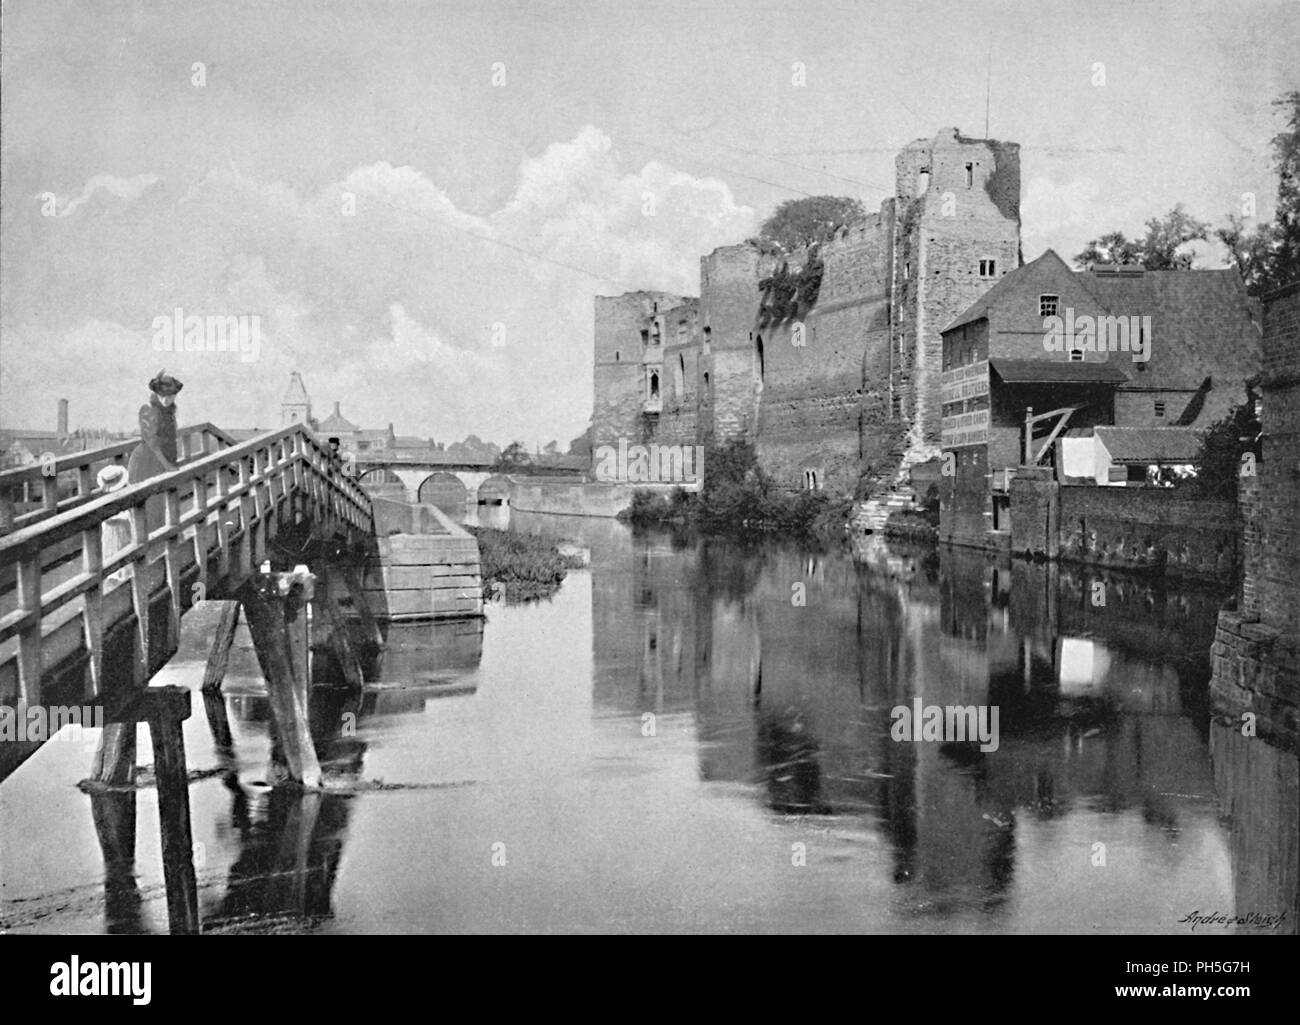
[[965, 162, 974, 187], [1039, 294, 1059, 317], [1154, 401, 1165, 418], [1068, 348, 1085, 362], [979, 259, 997, 278]]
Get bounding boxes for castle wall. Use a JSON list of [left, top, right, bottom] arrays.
[[591, 129, 1023, 498]]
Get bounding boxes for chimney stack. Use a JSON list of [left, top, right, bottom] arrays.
[[57, 398, 69, 435]]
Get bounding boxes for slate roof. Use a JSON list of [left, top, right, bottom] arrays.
[[1094, 426, 1202, 463], [1079, 267, 1261, 393], [990, 359, 1129, 385]]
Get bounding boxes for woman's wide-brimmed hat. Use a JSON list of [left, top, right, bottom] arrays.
[[149, 370, 184, 396], [96, 465, 129, 492]]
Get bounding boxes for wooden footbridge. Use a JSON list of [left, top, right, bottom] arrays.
[[0, 422, 386, 933]]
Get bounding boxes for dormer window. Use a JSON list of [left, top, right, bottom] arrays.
[[1039, 294, 1059, 318]]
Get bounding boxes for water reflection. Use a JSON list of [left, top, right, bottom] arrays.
[[564, 515, 1295, 930], [2, 512, 1294, 933]]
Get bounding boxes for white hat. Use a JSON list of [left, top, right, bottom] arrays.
[[96, 465, 129, 492]]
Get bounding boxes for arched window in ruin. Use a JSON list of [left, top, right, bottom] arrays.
[[675, 354, 685, 396], [756, 334, 765, 383], [649, 371, 659, 399], [703, 371, 710, 400]]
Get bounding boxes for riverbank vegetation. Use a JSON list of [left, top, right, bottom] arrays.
[[468, 527, 586, 604], [619, 439, 852, 542]]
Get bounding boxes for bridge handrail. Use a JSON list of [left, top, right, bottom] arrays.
[[0, 423, 240, 532], [0, 424, 367, 564], [0, 424, 372, 701]]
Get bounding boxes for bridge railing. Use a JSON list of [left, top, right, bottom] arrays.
[[0, 424, 372, 707], [0, 423, 239, 533]]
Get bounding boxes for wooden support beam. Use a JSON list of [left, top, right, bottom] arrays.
[[107, 686, 199, 935], [241, 569, 322, 787], [202, 601, 240, 693], [314, 571, 365, 691]]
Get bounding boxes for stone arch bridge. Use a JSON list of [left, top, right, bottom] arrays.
[[352, 456, 512, 516]]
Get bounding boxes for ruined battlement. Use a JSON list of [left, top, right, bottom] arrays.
[[592, 128, 1022, 493]]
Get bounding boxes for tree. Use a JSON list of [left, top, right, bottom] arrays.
[[1189, 389, 1261, 499], [492, 441, 531, 471], [1216, 90, 1300, 295], [1075, 204, 1209, 270], [758, 196, 866, 251], [568, 422, 592, 458]]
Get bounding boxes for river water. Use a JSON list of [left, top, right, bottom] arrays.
[[1, 510, 1295, 934]]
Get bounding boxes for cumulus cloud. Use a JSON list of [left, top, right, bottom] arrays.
[[41, 173, 162, 218], [3, 127, 756, 444]]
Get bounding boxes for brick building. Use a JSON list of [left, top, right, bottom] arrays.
[[937, 250, 1262, 547], [592, 128, 1022, 493]]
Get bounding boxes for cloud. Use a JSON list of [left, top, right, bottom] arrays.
[[3, 127, 756, 446], [41, 173, 162, 218]]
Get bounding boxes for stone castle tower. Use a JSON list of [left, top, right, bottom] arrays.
[[891, 128, 1021, 465], [590, 128, 1020, 494]]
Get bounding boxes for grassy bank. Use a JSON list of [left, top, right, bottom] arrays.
[[619, 439, 852, 544], [467, 526, 586, 604]]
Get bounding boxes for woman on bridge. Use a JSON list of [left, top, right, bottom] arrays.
[[127, 370, 184, 535]]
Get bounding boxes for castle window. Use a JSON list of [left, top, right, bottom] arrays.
[[803, 469, 819, 491], [1154, 401, 1166, 418], [965, 163, 974, 187], [904, 262, 910, 280], [703, 371, 710, 399], [1039, 294, 1059, 317], [649, 371, 659, 399], [918, 168, 930, 193], [615, 351, 620, 361], [756, 335, 765, 382], [640, 329, 649, 347], [978, 259, 996, 278], [676, 354, 685, 395]]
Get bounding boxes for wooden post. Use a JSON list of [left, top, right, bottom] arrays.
[[314, 569, 365, 691], [202, 601, 240, 693], [241, 569, 322, 787], [200, 600, 239, 751], [107, 686, 199, 935]]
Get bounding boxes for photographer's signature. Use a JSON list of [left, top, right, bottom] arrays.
[[1179, 909, 1289, 931]]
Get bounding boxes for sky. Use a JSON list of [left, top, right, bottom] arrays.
[[2, 0, 1297, 446]]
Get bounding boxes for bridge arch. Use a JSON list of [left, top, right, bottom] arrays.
[[477, 475, 511, 506], [357, 467, 401, 485], [417, 471, 469, 515]]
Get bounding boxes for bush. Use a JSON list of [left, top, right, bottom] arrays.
[[619, 439, 850, 541], [467, 527, 585, 604]]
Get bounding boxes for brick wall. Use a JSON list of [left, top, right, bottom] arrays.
[[1209, 280, 1300, 750], [1057, 485, 1237, 578]]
